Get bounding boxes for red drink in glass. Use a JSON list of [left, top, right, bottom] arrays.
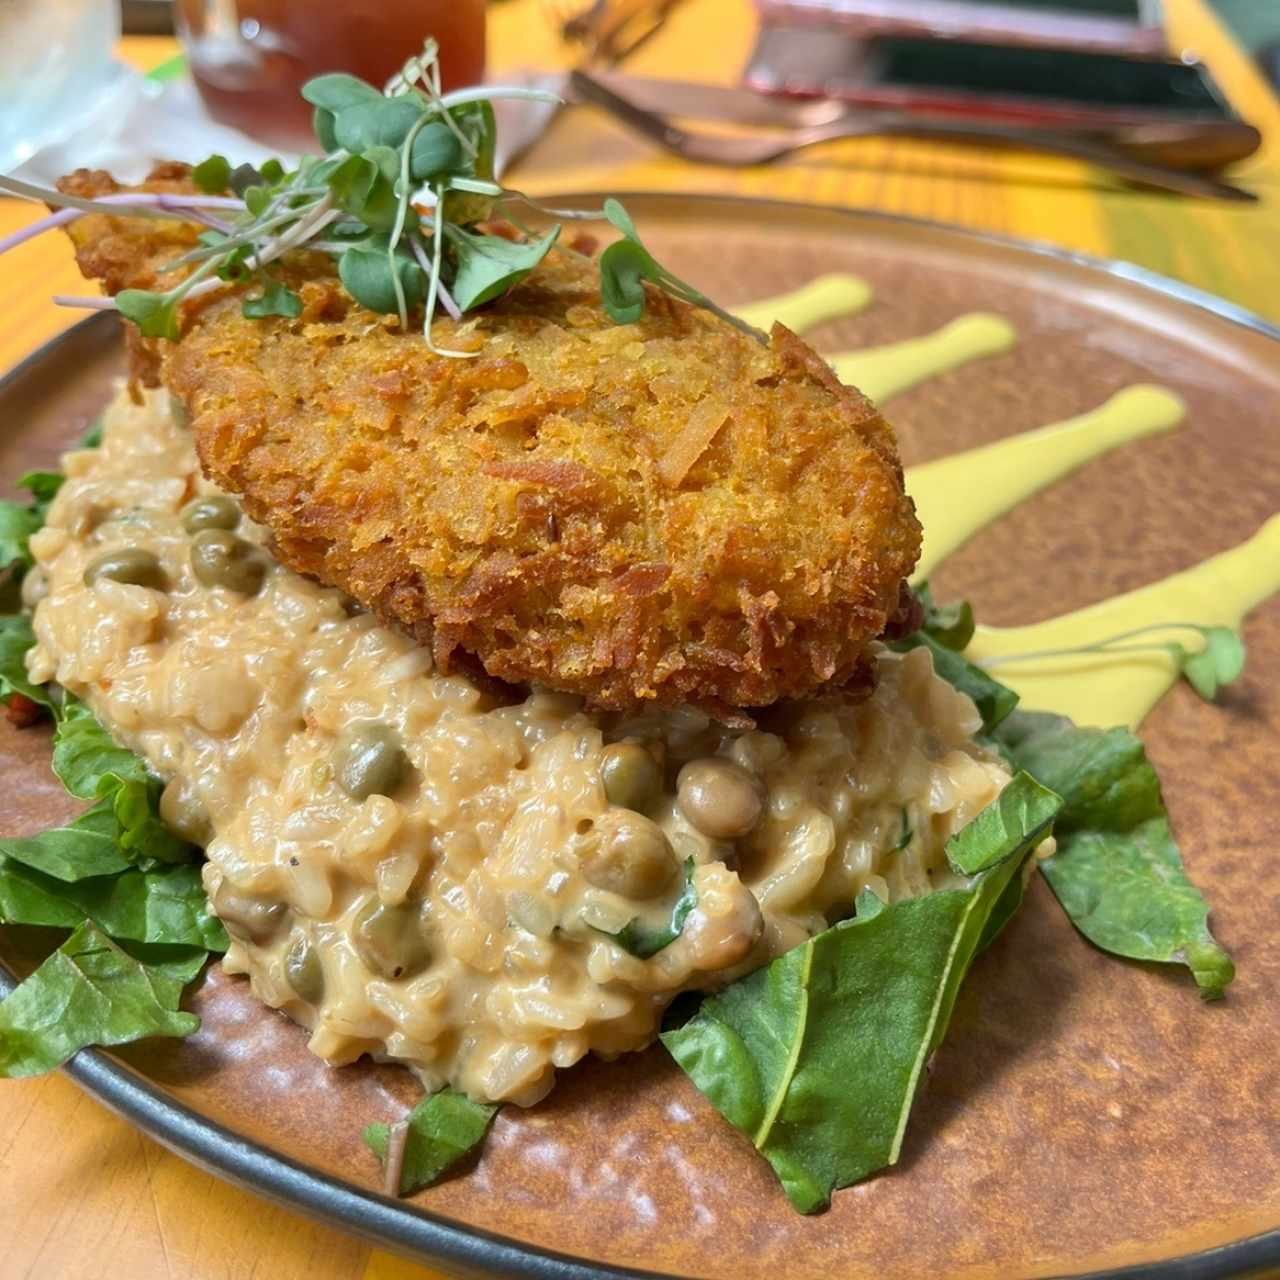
[[176, 0, 487, 152]]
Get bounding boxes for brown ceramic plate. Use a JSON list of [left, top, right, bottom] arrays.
[[2, 195, 1278, 1280]]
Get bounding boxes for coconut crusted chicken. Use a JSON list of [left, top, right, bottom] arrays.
[[58, 165, 921, 714]]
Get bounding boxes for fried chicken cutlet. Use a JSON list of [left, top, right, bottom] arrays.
[[59, 165, 922, 713]]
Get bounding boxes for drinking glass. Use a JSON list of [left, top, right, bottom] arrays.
[[0, 0, 127, 173], [175, 0, 487, 152]]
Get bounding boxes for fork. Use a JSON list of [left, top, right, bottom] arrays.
[[569, 70, 1256, 202]]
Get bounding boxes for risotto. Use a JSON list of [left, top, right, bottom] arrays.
[[23, 386, 1014, 1106]]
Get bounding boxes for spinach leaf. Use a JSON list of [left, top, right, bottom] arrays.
[[0, 797, 132, 880], [993, 710, 1233, 998], [945, 771, 1060, 875], [0, 614, 56, 712], [363, 1087, 498, 1195], [51, 701, 192, 867], [914, 582, 974, 651], [0, 468, 63, 577], [893, 631, 1018, 733], [0, 853, 227, 950], [1178, 626, 1245, 701], [19, 470, 63, 520], [604, 858, 697, 959], [0, 921, 200, 1077], [663, 842, 1031, 1213], [53, 699, 149, 796], [0, 502, 39, 570]]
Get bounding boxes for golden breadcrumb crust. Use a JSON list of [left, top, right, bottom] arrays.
[[58, 166, 922, 713]]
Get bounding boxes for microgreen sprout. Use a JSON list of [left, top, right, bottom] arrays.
[[978, 622, 1246, 702], [0, 39, 748, 352]]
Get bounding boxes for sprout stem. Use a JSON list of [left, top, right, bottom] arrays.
[[53, 295, 117, 311]]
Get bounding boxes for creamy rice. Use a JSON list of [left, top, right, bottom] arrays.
[[25, 386, 1015, 1105]]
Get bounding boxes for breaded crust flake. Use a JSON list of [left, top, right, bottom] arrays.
[[58, 166, 922, 713]]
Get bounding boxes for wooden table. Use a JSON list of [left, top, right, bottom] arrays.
[[1, 2, 1277, 1277]]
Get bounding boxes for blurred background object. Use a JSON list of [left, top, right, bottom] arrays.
[[121, 0, 176, 34], [173, 0, 487, 150], [0, 0, 134, 173], [750, 0, 1168, 53]]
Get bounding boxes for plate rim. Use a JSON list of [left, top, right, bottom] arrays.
[[2, 193, 1278, 1280]]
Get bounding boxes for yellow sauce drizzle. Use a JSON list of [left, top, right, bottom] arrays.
[[735, 276, 1277, 728], [833, 313, 1016, 404], [733, 273, 872, 334], [967, 515, 1280, 728], [907, 385, 1186, 581]]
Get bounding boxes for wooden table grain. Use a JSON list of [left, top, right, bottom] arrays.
[[1, 2, 1277, 1278]]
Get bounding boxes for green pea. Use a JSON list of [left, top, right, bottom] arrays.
[[335, 723, 411, 800], [285, 934, 325, 1004], [190, 529, 267, 595], [352, 899, 430, 980], [676, 758, 764, 840], [83, 547, 165, 590], [581, 808, 677, 900], [212, 881, 285, 944], [600, 742, 663, 813], [181, 495, 240, 534]]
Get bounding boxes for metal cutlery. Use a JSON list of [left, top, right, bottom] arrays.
[[569, 69, 1258, 201]]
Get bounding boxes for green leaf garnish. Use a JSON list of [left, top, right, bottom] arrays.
[[116, 289, 179, 340], [301, 72, 384, 112], [446, 224, 560, 312], [338, 244, 425, 315], [333, 96, 425, 153], [0, 854, 225, 949], [0, 921, 200, 1077], [0, 502, 39, 572], [602, 857, 697, 959], [363, 1087, 497, 1195], [0, 797, 134, 881], [409, 122, 464, 180], [52, 700, 192, 868], [312, 107, 338, 152], [29, 39, 740, 354], [945, 770, 1060, 875], [662, 830, 1034, 1213], [18, 470, 64, 514], [891, 807, 912, 852], [598, 198, 761, 337], [227, 162, 263, 197], [191, 153, 231, 194], [914, 581, 975, 651], [1177, 626, 1244, 699], [992, 711, 1234, 998], [242, 282, 303, 320], [0, 615, 56, 712]]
